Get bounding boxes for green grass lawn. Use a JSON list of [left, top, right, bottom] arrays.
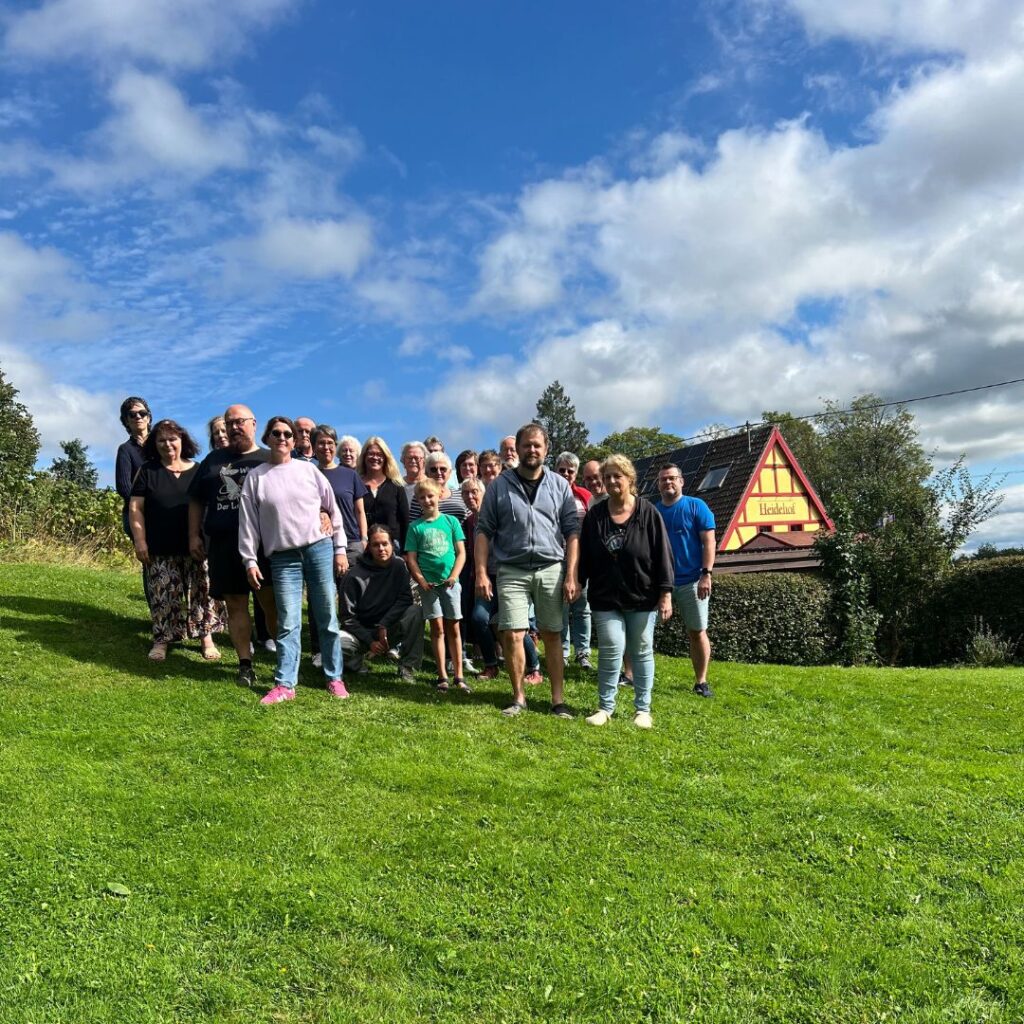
[[0, 562, 1021, 1023]]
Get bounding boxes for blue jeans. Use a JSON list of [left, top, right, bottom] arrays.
[[473, 580, 540, 671], [593, 609, 657, 714], [561, 584, 591, 659], [270, 538, 342, 688]]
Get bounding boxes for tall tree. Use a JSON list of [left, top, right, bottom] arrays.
[[0, 366, 41, 540], [534, 380, 589, 462], [584, 426, 685, 464], [50, 439, 99, 490]]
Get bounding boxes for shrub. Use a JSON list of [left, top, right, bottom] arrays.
[[655, 572, 835, 666], [965, 617, 1020, 668], [26, 476, 131, 557], [908, 556, 1024, 665]]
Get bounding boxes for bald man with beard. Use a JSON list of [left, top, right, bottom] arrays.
[[189, 403, 276, 687]]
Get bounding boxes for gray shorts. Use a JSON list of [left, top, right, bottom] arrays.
[[419, 580, 462, 621], [673, 581, 709, 632], [497, 561, 564, 633]]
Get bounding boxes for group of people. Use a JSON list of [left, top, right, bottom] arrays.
[[115, 397, 717, 725]]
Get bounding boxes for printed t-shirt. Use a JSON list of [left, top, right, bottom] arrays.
[[187, 447, 270, 538], [405, 513, 465, 584]]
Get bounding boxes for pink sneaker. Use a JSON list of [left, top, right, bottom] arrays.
[[260, 685, 295, 705], [326, 679, 349, 699]]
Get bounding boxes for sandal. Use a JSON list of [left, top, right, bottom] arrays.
[[147, 643, 168, 662], [454, 678, 472, 694], [550, 703, 574, 720], [201, 642, 222, 662], [501, 700, 527, 717], [435, 678, 450, 693]]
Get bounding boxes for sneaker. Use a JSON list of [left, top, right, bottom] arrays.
[[386, 647, 401, 663], [585, 709, 612, 726], [462, 657, 481, 676], [263, 639, 277, 654], [693, 681, 713, 698], [633, 711, 653, 729], [550, 703, 574, 720], [312, 652, 322, 669], [618, 673, 634, 688], [326, 679, 349, 699], [398, 667, 416, 683], [480, 665, 499, 680], [524, 670, 543, 686], [260, 685, 294, 705], [576, 652, 593, 670], [237, 663, 257, 688], [501, 700, 527, 717]]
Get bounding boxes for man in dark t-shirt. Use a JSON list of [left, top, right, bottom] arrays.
[[188, 403, 274, 686]]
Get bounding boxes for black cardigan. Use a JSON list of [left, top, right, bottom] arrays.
[[578, 497, 674, 612], [362, 478, 410, 549]]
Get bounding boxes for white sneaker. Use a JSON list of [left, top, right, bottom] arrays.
[[462, 657, 481, 676], [312, 653, 322, 669], [633, 711, 653, 729], [263, 639, 277, 653], [386, 647, 401, 663], [585, 709, 612, 726]]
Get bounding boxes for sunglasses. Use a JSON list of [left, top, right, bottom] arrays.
[[427, 467, 449, 476], [270, 429, 293, 440], [126, 410, 149, 419]]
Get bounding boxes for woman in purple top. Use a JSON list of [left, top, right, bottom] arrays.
[[239, 416, 347, 705]]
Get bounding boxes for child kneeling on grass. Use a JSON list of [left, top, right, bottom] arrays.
[[404, 479, 469, 693]]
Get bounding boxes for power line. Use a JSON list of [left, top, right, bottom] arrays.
[[678, 376, 1024, 445]]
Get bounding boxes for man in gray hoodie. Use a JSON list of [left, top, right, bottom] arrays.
[[475, 423, 580, 718]]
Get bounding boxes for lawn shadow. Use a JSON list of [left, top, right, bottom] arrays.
[[335, 664, 512, 711], [0, 594, 230, 681]]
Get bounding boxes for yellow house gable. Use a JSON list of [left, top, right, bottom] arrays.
[[721, 436, 833, 552]]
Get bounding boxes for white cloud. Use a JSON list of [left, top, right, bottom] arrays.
[[780, 0, 1024, 58], [967, 482, 1024, 550], [226, 216, 373, 281], [3, 0, 298, 71], [459, 46, 1024, 467], [51, 69, 250, 190]]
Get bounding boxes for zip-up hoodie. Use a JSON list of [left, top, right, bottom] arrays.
[[578, 496, 674, 612], [339, 550, 414, 646], [477, 467, 580, 569]]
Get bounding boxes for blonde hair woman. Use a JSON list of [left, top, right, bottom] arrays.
[[358, 436, 410, 550]]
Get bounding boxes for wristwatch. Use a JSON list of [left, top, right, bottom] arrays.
[[699, 568, 713, 577]]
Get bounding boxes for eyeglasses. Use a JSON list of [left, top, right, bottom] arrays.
[[270, 429, 293, 440], [556, 466, 574, 476], [427, 467, 449, 476], [126, 410, 149, 419], [366, 452, 384, 460], [226, 417, 254, 427]]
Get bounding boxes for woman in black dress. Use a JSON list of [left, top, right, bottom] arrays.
[[128, 419, 222, 662]]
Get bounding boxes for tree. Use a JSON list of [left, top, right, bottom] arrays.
[[584, 426, 685, 464], [812, 395, 1002, 663], [534, 380, 589, 462], [0, 366, 41, 540], [49, 439, 99, 490]]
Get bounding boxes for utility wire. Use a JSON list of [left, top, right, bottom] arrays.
[[678, 376, 1024, 446]]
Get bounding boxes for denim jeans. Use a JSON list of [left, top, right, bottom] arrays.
[[561, 584, 591, 659], [270, 538, 342, 688], [593, 609, 657, 714]]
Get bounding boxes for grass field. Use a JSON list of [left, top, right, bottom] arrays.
[[0, 562, 1021, 1023]]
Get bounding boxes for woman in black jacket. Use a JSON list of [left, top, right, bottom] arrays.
[[578, 454, 673, 729], [357, 436, 410, 550]]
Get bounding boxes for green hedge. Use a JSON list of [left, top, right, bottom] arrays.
[[655, 572, 834, 666], [907, 555, 1024, 665]]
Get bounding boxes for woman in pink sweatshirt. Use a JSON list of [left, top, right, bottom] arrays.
[[239, 416, 348, 705]]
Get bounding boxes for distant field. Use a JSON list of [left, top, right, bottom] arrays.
[[0, 562, 1021, 1023]]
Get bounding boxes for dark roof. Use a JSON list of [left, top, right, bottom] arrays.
[[736, 530, 819, 551], [634, 424, 775, 547]]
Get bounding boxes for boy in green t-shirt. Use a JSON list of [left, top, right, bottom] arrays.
[[405, 479, 467, 692]]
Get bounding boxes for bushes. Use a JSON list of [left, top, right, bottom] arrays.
[[907, 556, 1024, 666], [655, 572, 834, 666]]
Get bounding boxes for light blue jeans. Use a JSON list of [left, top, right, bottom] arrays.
[[270, 538, 342, 688], [593, 609, 657, 714], [561, 584, 592, 659]]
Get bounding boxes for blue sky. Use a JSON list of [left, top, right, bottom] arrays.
[[1, 0, 1023, 544]]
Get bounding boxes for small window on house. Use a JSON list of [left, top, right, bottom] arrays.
[[697, 464, 730, 491], [790, 523, 804, 531], [758, 525, 772, 534]]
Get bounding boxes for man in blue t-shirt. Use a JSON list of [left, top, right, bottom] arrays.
[[655, 463, 716, 697]]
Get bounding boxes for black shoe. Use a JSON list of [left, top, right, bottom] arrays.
[[237, 663, 257, 688], [693, 681, 713, 698]]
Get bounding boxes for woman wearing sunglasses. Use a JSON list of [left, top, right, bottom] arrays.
[[238, 416, 348, 705], [408, 450, 469, 525]]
